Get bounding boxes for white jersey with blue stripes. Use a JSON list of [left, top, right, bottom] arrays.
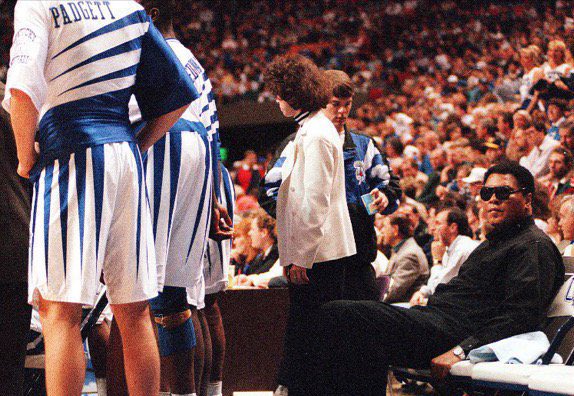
[[3, 0, 197, 178], [165, 39, 220, 144]]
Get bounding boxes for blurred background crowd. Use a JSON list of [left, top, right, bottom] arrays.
[[3, 0, 574, 301]]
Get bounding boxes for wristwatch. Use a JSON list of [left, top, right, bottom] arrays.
[[453, 345, 466, 360]]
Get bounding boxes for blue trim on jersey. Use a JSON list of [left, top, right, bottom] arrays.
[[167, 133, 182, 247], [92, 146, 105, 263], [186, 132, 211, 262], [129, 144, 143, 279], [75, 150, 87, 270], [152, 138, 165, 239], [43, 167, 54, 281], [60, 64, 139, 96], [134, 22, 198, 121], [52, 10, 147, 60], [58, 157, 70, 276], [30, 179, 40, 273], [35, 87, 135, 180], [51, 37, 143, 82]]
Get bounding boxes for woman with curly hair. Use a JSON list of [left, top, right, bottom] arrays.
[[264, 55, 356, 396]]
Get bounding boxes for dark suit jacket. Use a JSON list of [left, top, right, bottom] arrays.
[[0, 94, 31, 283], [245, 245, 279, 275]]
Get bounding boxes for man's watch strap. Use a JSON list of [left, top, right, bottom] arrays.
[[453, 345, 466, 360]]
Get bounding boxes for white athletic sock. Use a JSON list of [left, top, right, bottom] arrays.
[[158, 392, 171, 396], [207, 381, 223, 396], [96, 378, 107, 396]]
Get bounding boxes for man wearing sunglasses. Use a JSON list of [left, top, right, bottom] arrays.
[[311, 161, 564, 395]]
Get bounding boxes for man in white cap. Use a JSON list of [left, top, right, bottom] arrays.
[[462, 167, 487, 201]]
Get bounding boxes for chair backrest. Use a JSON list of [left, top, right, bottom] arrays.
[[547, 257, 574, 318]]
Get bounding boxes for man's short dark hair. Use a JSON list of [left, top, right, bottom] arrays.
[[264, 55, 330, 112], [499, 111, 514, 129], [551, 147, 574, 169], [324, 70, 355, 99], [140, 0, 175, 33], [389, 214, 413, 239], [484, 161, 535, 195], [441, 207, 473, 237]]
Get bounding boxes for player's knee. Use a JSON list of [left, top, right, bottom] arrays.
[[154, 310, 196, 357]]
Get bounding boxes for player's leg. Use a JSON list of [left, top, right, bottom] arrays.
[[199, 309, 213, 396], [106, 318, 128, 396], [110, 301, 159, 395], [104, 143, 160, 396], [88, 318, 111, 395], [191, 307, 205, 394], [38, 296, 84, 396], [204, 294, 225, 396], [150, 286, 197, 395]]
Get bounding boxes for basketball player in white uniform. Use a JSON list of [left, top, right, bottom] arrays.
[[3, 1, 197, 394]]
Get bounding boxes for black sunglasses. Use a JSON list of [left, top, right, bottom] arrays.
[[479, 186, 527, 201]]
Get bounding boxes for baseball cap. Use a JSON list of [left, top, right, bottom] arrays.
[[462, 167, 487, 184]]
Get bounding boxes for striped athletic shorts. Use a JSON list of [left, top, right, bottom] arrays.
[[29, 142, 157, 306], [144, 123, 213, 290]]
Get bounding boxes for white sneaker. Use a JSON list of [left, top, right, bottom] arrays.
[[274, 385, 288, 396]]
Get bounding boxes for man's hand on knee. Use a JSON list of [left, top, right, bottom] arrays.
[[430, 347, 462, 381]]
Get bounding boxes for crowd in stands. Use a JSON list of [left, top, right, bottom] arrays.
[[216, 1, 574, 310]]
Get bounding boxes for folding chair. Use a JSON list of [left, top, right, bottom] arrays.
[[392, 256, 574, 395], [23, 287, 109, 396], [464, 258, 574, 394], [527, 365, 574, 396]]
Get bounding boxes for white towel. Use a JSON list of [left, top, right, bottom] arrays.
[[468, 331, 563, 364]]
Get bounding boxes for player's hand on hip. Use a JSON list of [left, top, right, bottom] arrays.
[[210, 202, 234, 241]]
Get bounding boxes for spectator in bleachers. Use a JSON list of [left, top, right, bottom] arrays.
[[380, 213, 429, 303], [539, 147, 574, 199], [519, 45, 543, 111], [519, 112, 561, 178], [409, 207, 479, 307], [230, 213, 259, 273], [314, 162, 564, 395], [559, 195, 574, 256], [234, 150, 264, 195], [547, 99, 568, 141], [560, 120, 574, 152], [417, 148, 447, 204], [240, 209, 278, 276]]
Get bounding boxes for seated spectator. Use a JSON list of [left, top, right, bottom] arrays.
[[230, 213, 259, 273], [380, 213, 429, 303], [313, 162, 564, 394], [483, 137, 507, 165], [538, 147, 574, 199], [559, 196, 574, 256], [462, 167, 487, 202], [400, 158, 429, 187], [546, 99, 568, 141], [235, 150, 264, 195], [410, 207, 479, 306], [518, 45, 543, 111], [519, 112, 560, 178], [238, 209, 278, 276], [559, 120, 574, 152], [417, 148, 447, 204]]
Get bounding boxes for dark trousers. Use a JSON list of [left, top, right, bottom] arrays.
[[277, 257, 347, 393], [0, 282, 32, 396], [312, 301, 469, 395], [343, 260, 379, 301]]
